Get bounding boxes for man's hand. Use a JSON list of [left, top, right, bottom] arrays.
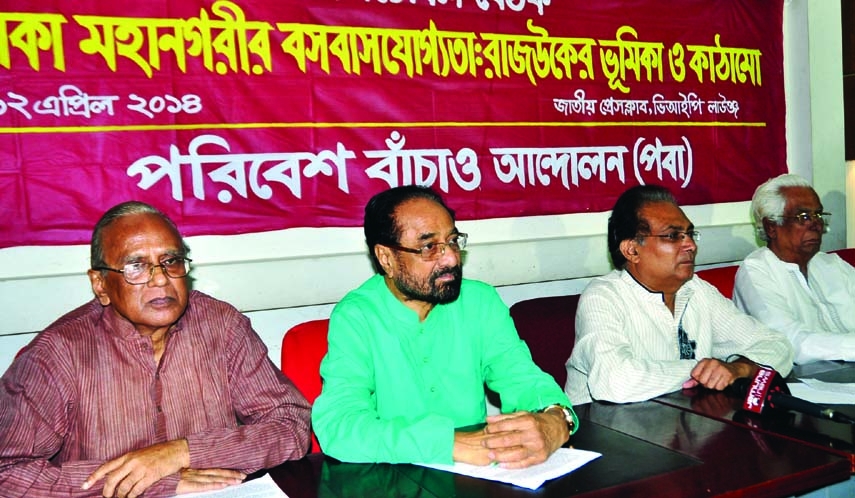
[[82, 439, 190, 498], [683, 358, 757, 391], [452, 429, 495, 466], [176, 468, 246, 494], [460, 410, 568, 469]]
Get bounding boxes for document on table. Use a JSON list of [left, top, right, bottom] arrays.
[[174, 474, 288, 498], [788, 379, 855, 405], [416, 448, 601, 490]]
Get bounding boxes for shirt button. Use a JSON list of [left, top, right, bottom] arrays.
[[430, 387, 436, 393], [156, 405, 162, 413], [423, 357, 429, 363]]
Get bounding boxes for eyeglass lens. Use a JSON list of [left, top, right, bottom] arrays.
[[421, 235, 467, 260], [124, 258, 189, 283]]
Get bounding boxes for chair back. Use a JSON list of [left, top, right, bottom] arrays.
[[509, 295, 580, 387], [695, 265, 739, 299], [281, 318, 329, 453]]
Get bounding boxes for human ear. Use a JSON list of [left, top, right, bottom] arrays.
[[88, 269, 111, 306], [620, 239, 639, 262], [375, 245, 396, 276], [762, 218, 778, 241]]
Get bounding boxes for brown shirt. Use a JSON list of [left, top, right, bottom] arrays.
[[0, 291, 311, 497]]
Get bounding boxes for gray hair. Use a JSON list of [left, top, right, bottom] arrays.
[[750, 174, 812, 242], [90, 201, 188, 269]]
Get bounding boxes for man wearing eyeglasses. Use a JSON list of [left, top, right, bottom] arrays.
[[734, 173, 855, 363], [565, 185, 793, 404], [0, 201, 311, 497], [312, 185, 576, 468]]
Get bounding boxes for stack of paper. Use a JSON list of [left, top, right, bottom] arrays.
[[175, 474, 288, 498], [788, 379, 855, 405], [417, 448, 601, 490]]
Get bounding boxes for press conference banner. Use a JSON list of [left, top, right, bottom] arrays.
[[0, 0, 786, 247]]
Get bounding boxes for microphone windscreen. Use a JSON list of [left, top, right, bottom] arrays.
[[739, 367, 790, 414]]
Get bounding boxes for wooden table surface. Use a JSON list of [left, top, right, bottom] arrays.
[[264, 399, 850, 498], [655, 360, 855, 472]]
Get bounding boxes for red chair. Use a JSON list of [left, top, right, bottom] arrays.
[[831, 248, 855, 267], [281, 319, 329, 453], [509, 295, 580, 387], [695, 265, 739, 299]]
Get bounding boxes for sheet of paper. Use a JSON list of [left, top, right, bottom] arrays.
[[175, 474, 288, 498], [788, 379, 855, 405], [415, 447, 601, 490]]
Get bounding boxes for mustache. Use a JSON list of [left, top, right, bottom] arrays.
[[431, 265, 462, 281]]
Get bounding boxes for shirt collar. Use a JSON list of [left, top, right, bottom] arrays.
[[619, 268, 694, 305], [374, 274, 449, 327], [621, 268, 666, 303]]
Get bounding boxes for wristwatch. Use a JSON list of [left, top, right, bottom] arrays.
[[540, 404, 576, 433]]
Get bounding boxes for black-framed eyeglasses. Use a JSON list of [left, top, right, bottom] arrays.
[[387, 233, 468, 261], [638, 230, 700, 243], [775, 211, 831, 226], [93, 256, 192, 285]]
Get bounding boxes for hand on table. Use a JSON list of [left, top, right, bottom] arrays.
[[82, 439, 190, 498], [453, 410, 569, 469], [176, 468, 246, 494]]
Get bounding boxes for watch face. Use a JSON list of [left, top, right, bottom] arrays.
[[555, 406, 574, 430], [543, 405, 574, 428]]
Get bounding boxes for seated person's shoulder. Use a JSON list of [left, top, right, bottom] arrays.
[[580, 270, 624, 297], [817, 250, 853, 269], [43, 299, 102, 333], [185, 291, 250, 332], [30, 300, 106, 352], [685, 273, 734, 304], [189, 289, 241, 314], [334, 275, 385, 310], [459, 278, 497, 295]]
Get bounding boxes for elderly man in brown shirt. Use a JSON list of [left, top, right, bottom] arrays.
[[0, 201, 311, 498]]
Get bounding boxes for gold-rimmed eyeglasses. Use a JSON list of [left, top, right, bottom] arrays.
[[387, 233, 468, 261], [93, 256, 192, 285], [775, 211, 831, 226]]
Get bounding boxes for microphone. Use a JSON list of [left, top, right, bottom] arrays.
[[729, 367, 855, 424]]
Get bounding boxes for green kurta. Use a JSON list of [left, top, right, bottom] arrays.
[[312, 275, 576, 464]]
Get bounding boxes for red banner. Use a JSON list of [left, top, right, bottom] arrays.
[[0, 0, 786, 247]]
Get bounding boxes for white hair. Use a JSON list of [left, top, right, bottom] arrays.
[[750, 174, 813, 242]]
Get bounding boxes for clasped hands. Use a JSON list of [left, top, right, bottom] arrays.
[[452, 409, 570, 469], [81, 439, 246, 498]]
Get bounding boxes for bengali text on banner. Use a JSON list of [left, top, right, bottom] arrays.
[[0, 0, 785, 247]]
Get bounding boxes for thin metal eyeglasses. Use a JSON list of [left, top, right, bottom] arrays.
[[93, 256, 192, 285], [775, 211, 831, 226], [388, 233, 468, 261], [638, 230, 700, 243]]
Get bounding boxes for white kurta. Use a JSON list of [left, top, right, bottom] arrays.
[[734, 247, 855, 364], [565, 270, 793, 405]]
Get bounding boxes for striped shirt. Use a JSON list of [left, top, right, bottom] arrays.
[[565, 270, 794, 404], [0, 290, 311, 497]]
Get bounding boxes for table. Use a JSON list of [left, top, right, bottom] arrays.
[[263, 400, 849, 498], [654, 361, 855, 472]]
